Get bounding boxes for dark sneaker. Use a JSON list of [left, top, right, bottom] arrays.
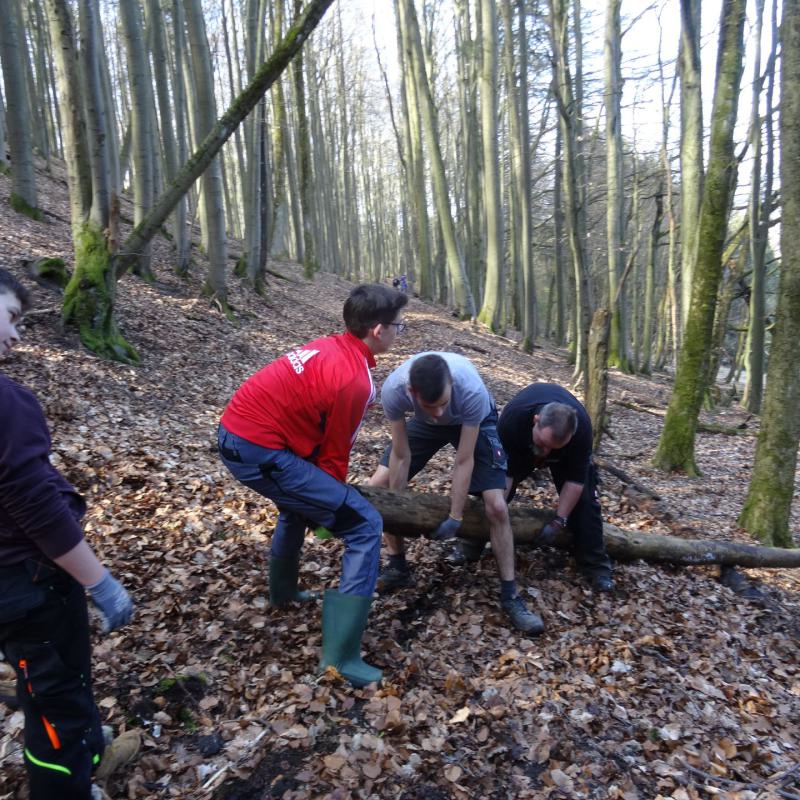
[[501, 595, 545, 635], [590, 575, 614, 593], [445, 540, 486, 566], [376, 566, 414, 594]]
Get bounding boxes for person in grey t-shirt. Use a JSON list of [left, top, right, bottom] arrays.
[[368, 352, 544, 634]]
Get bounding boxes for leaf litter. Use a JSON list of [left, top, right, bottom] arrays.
[[0, 163, 798, 799]]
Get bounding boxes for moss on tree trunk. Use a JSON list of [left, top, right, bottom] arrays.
[[653, 0, 745, 475], [62, 222, 139, 364]]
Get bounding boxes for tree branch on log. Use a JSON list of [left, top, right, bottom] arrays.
[[593, 456, 661, 500], [613, 399, 751, 435], [356, 487, 800, 568]]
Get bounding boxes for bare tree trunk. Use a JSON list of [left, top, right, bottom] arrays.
[[183, 0, 228, 304], [292, 0, 316, 276], [78, 0, 110, 229], [743, 0, 777, 413], [655, 0, 747, 475], [119, 0, 156, 279], [477, 0, 505, 332], [738, 0, 800, 547], [400, 0, 475, 317], [550, 0, 590, 390], [0, 0, 40, 217], [679, 0, 704, 335], [587, 307, 610, 451], [604, 0, 630, 371], [398, 0, 432, 297], [640, 192, 664, 373]]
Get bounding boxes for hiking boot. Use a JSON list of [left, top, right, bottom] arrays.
[[94, 729, 142, 781], [500, 595, 545, 635], [0, 679, 18, 709], [376, 565, 414, 594], [589, 574, 614, 593], [445, 540, 486, 566]]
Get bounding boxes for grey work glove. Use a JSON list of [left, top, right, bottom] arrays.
[[87, 570, 134, 632], [428, 515, 462, 541], [539, 515, 568, 546]]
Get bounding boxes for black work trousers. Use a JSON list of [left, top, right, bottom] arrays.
[[549, 461, 612, 579], [0, 560, 104, 800]]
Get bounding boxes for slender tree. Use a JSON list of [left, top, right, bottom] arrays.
[[0, 0, 41, 217], [654, 0, 747, 474], [400, 0, 475, 316], [183, 0, 228, 304], [604, 0, 630, 371], [738, 0, 800, 547], [477, 0, 504, 331], [119, 0, 156, 278], [679, 0, 704, 336]]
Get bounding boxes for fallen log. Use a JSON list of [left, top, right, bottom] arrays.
[[356, 486, 800, 569]]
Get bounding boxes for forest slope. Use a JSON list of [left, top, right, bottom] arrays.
[[0, 163, 798, 800]]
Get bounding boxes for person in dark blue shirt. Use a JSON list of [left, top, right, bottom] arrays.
[[451, 383, 613, 592], [0, 269, 138, 800]]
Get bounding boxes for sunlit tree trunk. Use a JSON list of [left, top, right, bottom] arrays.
[[654, 0, 746, 475], [401, 0, 475, 317], [46, 0, 137, 362], [120, 0, 156, 279], [640, 191, 663, 374], [743, 0, 777, 413], [292, 0, 316, 276], [550, 0, 590, 390], [183, 0, 228, 304], [679, 0, 704, 335], [396, 0, 432, 297], [477, 0, 504, 331], [604, 0, 630, 371], [739, 0, 800, 547]]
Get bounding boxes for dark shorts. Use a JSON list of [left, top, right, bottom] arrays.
[[379, 412, 508, 494]]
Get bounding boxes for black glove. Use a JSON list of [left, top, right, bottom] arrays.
[[539, 515, 568, 546], [428, 515, 462, 541]]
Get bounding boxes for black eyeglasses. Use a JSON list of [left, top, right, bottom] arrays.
[[386, 321, 408, 333]]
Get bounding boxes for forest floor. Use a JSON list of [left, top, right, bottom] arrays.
[[0, 163, 798, 800]]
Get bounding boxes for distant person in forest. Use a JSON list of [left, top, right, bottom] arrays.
[[464, 383, 613, 592], [0, 269, 140, 800], [218, 284, 408, 687], [368, 352, 544, 634], [400, 274, 408, 293]]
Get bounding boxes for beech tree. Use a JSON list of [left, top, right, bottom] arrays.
[[738, 0, 800, 548], [654, 0, 747, 474], [0, 0, 41, 217]]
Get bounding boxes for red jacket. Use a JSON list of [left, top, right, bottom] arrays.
[[220, 332, 376, 482]]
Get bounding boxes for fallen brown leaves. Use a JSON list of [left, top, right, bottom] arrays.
[[0, 163, 798, 800]]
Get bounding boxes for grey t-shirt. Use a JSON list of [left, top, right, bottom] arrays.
[[381, 352, 493, 426]]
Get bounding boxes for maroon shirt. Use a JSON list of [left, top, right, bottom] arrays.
[[0, 373, 86, 565]]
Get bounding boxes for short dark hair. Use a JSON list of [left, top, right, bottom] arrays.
[[409, 354, 452, 403], [538, 402, 578, 441], [0, 268, 32, 312], [343, 283, 408, 338]]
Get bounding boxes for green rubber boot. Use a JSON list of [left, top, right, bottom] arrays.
[[318, 589, 382, 687], [268, 555, 319, 608]]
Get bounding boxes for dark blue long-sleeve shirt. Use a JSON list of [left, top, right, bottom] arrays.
[[0, 373, 86, 565]]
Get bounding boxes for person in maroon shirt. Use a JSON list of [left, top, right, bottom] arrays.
[[218, 283, 407, 687], [0, 269, 139, 800]]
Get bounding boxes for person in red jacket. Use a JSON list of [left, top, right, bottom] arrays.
[[218, 284, 407, 687]]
